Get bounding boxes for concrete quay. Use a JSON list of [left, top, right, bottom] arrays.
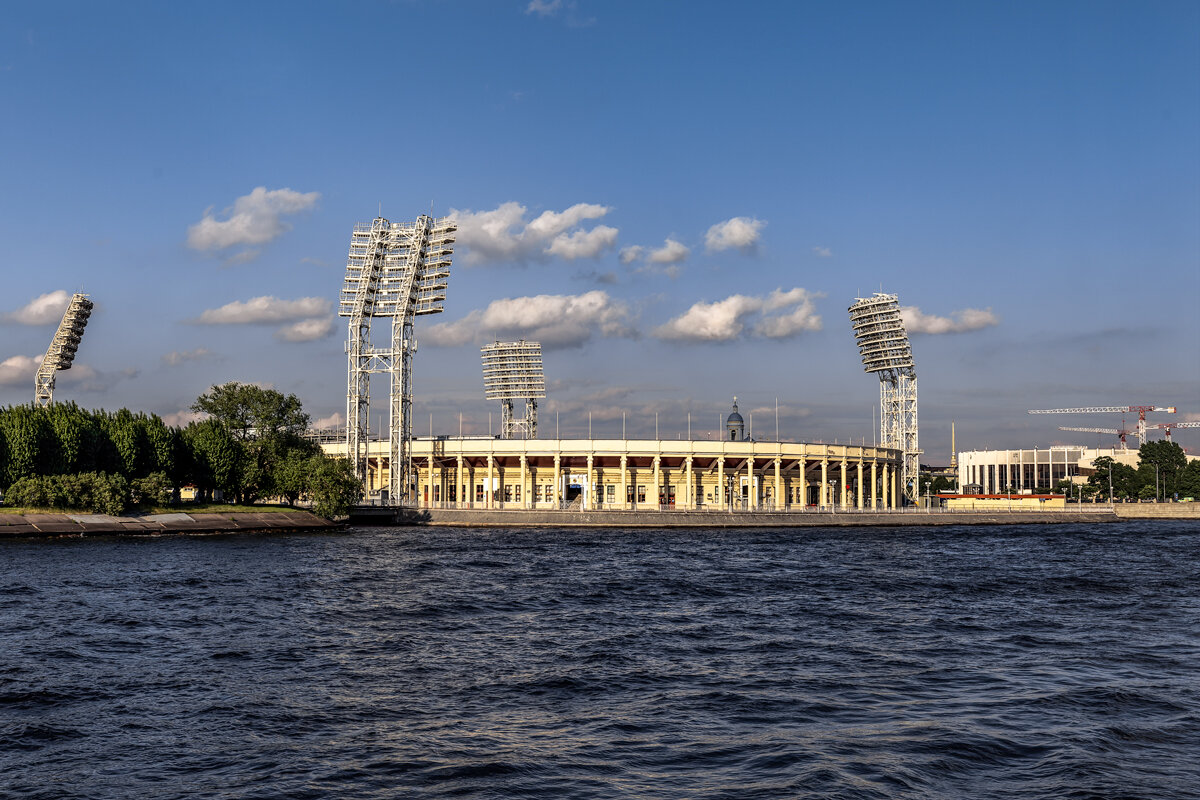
[[350, 506, 1124, 528], [0, 510, 339, 538]]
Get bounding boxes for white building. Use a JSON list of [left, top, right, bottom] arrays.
[[957, 446, 1139, 493]]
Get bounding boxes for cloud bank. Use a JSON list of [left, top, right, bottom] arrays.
[[449, 201, 617, 265], [196, 296, 333, 342], [4, 290, 70, 325], [187, 187, 320, 254], [901, 306, 999, 334], [655, 287, 823, 342], [0, 354, 40, 385], [424, 290, 634, 349]]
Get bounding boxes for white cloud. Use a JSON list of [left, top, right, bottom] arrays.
[[648, 238, 690, 265], [619, 245, 644, 264], [160, 410, 206, 428], [705, 216, 765, 252], [197, 296, 330, 324], [448, 201, 616, 265], [0, 354, 40, 385], [545, 225, 618, 259], [655, 287, 823, 343], [275, 317, 334, 342], [901, 306, 999, 334], [162, 347, 213, 366], [4, 290, 70, 325], [526, 0, 562, 15], [196, 296, 332, 343], [812, 246, 832, 258], [314, 411, 344, 429], [654, 295, 763, 342], [424, 290, 634, 350], [187, 187, 320, 253], [755, 288, 822, 338]]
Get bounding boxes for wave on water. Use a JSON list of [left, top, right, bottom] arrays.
[[1, 521, 1199, 799]]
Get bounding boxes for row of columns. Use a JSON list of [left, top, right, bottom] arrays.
[[419, 454, 900, 511]]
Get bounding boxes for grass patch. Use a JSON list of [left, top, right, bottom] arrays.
[[0, 503, 304, 516]]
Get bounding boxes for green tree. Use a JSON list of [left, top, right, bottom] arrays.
[[307, 454, 363, 518], [0, 405, 54, 489], [1137, 440, 1188, 500], [191, 383, 311, 503], [1178, 459, 1200, 500], [182, 418, 245, 502]]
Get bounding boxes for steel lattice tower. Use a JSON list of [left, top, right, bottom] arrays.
[[34, 293, 94, 407], [849, 293, 919, 503], [482, 341, 546, 439], [339, 214, 455, 503]]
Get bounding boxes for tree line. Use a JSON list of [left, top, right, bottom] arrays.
[[1086, 440, 1200, 501], [0, 383, 361, 517]]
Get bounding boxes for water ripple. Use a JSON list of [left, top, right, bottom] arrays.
[[1, 522, 1198, 799]]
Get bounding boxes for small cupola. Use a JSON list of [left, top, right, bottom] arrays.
[[726, 397, 745, 441]]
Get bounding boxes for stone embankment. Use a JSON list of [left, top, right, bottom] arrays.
[[351, 506, 1124, 528], [1112, 501, 1200, 520], [0, 510, 338, 537]]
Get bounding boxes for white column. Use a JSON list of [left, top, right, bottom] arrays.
[[820, 458, 829, 508], [486, 456, 494, 509], [856, 460, 864, 510], [553, 454, 561, 509], [586, 453, 594, 511], [520, 455, 528, 510], [456, 455, 463, 508]]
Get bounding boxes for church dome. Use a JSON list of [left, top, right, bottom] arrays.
[[726, 398, 745, 441]]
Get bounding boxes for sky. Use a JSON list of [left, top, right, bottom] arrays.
[[1, 0, 1198, 462]]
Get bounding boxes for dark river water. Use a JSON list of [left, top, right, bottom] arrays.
[[2, 522, 1198, 799]]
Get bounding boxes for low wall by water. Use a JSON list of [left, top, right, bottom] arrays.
[[0, 510, 339, 537], [350, 506, 1120, 528], [1113, 502, 1200, 520]]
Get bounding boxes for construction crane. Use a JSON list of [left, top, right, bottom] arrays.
[[1029, 406, 1176, 447], [1058, 425, 1135, 448], [1146, 421, 1200, 442]]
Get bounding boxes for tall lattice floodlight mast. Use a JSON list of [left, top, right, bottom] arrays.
[[849, 292, 919, 503], [481, 341, 546, 439], [34, 293, 94, 407], [339, 214, 456, 503]]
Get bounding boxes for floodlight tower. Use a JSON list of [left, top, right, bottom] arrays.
[[34, 293, 94, 407], [849, 292, 919, 503], [339, 214, 456, 503], [482, 340, 546, 439]]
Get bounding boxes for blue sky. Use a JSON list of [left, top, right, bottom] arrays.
[[2, 0, 1197, 461]]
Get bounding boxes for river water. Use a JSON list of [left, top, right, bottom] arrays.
[[2, 522, 1198, 799]]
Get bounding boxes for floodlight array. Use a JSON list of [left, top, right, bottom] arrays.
[[339, 216, 456, 318], [848, 293, 914, 377], [339, 214, 457, 504], [35, 293, 93, 406], [848, 292, 919, 504], [482, 341, 546, 401]]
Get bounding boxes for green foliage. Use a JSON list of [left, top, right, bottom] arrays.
[[1087, 455, 1144, 500], [0, 405, 54, 489], [131, 472, 173, 507], [4, 471, 130, 515], [182, 418, 244, 500], [1179, 460, 1200, 500], [191, 382, 313, 503], [306, 454, 363, 519], [1137, 440, 1188, 500]]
